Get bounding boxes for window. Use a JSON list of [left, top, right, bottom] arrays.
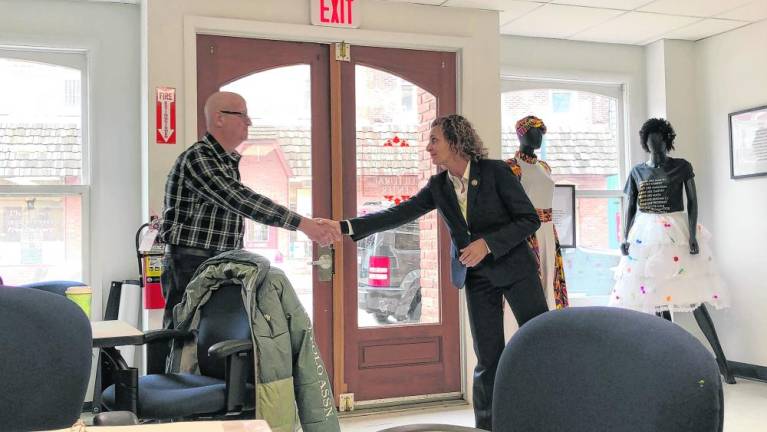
[[246, 222, 269, 243], [64, 79, 80, 107], [0, 51, 88, 285], [501, 79, 626, 305], [552, 92, 571, 113]]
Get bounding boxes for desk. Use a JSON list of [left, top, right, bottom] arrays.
[[91, 321, 145, 414], [49, 420, 272, 431], [92, 321, 144, 349]]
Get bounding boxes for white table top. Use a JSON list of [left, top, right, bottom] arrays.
[[49, 420, 271, 431], [91, 320, 143, 340]]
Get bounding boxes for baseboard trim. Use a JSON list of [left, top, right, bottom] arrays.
[[729, 361, 767, 383]]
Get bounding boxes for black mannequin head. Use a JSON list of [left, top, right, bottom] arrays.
[[518, 127, 543, 155], [639, 118, 676, 154], [515, 115, 547, 156]]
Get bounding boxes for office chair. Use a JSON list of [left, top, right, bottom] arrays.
[[380, 306, 723, 432], [101, 281, 255, 420], [0, 286, 93, 431]]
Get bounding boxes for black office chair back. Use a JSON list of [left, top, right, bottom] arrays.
[[0, 286, 92, 431], [17, 280, 86, 297], [493, 306, 723, 432], [196, 282, 252, 379]]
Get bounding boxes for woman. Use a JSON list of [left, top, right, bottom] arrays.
[[506, 115, 568, 309], [325, 114, 548, 429], [611, 118, 734, 383]]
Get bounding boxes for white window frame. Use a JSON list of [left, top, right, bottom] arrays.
[[0, 47, 90, 286], [500, 77, 629, 306]]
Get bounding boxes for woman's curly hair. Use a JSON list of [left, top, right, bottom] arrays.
[[639, 118, 676, 152], [431, 114, 488, 161]]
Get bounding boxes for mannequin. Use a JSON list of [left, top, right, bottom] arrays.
[[611, 118, 735, 384], [506, 116, 568, 309]]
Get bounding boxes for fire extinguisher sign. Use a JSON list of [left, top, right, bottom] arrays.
[[156, 87, 176, 144]]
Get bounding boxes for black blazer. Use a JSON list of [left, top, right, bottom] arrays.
[[349, 159, 540, 288]]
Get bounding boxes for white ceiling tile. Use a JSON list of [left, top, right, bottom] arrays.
[[501, 3, 623, 39], [639, 0, 753, 18], [497, 1, 547, 25], [572, 11, 699, 44], [660, 18, 749, 40], [716, 1, 767, 21], [549, 0, 653, 10], [381, 0, 446, 5], [443, 0, 515, 10]]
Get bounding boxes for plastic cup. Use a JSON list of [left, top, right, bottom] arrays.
[[65, 286, 92, 318]]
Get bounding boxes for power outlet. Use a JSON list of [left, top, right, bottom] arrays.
[[338, 393, 355, 412]]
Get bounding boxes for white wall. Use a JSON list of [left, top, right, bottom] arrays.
[[646, 40, 700, 168], [645, 40, 667, 119], [693, 20, 767, 366], [0, 0, 141, 317]]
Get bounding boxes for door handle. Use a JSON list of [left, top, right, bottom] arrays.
[[308, 245, 334, 282], [310, 254, 333, 270]]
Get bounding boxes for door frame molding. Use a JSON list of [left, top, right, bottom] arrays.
[[182, 15, 471, 402], [182, 16, 469, 150]]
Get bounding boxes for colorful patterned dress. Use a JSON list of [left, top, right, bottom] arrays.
[[506, 151, 568, 309]]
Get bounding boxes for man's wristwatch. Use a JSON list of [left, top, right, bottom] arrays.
[[340, 220, 350, 235]]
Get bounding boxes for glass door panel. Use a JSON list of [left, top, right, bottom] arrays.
[[354, 65, 438, 327], [223, 66, 316, 318]]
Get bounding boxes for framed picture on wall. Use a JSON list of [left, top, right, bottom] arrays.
[[729, 105, 767, 179], [553, 184, 576, 248]]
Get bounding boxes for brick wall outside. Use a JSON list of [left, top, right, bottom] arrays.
[[239, 144, 289, 251], [417, 89, 439, 324]]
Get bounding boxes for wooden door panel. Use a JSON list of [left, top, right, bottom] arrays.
[[341, 46, 460, 401]]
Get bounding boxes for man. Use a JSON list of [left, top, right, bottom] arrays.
[[321, 114, 548, 430], [155, 91, 339, 370]]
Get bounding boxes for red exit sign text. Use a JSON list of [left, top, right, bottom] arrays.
[[311, 0, 360, 28]]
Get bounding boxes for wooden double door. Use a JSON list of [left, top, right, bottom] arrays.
[[197, 35, 459, 404]]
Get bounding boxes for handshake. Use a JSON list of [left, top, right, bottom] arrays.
[[298, 217, 345, 247]]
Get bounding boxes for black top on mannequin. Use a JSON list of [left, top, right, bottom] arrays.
[[621, 120, 699, 256], [518, 127, 543, 156]]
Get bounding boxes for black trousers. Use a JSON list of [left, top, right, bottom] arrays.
[[146, 246, 217, 374], [464, 269, 549, 431]]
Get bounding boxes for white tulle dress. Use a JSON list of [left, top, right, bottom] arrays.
[[609, 158, 729, 313]]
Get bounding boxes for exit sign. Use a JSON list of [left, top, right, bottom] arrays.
[[311, 0, 361, 28]]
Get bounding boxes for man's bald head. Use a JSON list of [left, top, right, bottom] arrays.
[[203, 91, 250, 152], [204, 92, 246, 129]]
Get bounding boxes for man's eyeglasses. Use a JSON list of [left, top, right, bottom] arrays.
[[219, 110, 251, 122]]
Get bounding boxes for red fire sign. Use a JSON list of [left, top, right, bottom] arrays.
[[156, 87, 176, 144]]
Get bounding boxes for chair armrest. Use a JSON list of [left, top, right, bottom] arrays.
[[209, 338, 255, 414], [143, 328, 192, 344], [93, 411, 139, 426], [209, 338, 253, 359], [378, 425, 483, 432]]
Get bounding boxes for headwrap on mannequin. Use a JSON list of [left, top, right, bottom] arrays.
[[515, 115, 547, 137]]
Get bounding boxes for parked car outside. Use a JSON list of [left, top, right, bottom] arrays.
[[357, 202, 422, 324]]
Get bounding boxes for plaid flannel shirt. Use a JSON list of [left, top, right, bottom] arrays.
[[159, 133, 302, 251]]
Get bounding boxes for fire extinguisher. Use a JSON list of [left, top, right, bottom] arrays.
[[136, 218, 166, 310]]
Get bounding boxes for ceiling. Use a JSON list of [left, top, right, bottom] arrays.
[[382, 0, 767, 45]]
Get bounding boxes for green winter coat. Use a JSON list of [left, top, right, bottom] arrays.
[[169, 250, 340, 432]]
